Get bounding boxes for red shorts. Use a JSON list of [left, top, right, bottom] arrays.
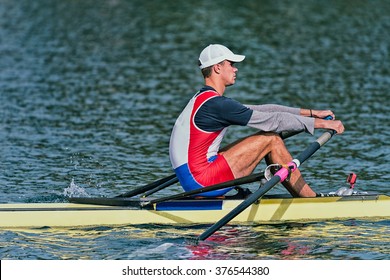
[[175, 154, 235, 197]]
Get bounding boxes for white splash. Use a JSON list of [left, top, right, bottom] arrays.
[[127, 243, 192, 259], [63, 178, 90, 197]]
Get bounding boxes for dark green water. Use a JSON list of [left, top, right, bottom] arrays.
[[0, 0, 389, 259]]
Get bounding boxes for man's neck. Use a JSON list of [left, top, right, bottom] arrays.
[[205, 78, 225, 96]]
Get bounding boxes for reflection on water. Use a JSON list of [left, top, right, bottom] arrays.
[[1, 220, 389, 260], [0, 0, 389, 259]]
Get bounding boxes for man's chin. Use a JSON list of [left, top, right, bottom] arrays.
[[227, 81, 235, 87]]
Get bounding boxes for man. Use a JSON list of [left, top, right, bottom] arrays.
[[169, 44, 344, 198]]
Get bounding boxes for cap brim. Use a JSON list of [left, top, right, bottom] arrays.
[[199, 54, 245, 69], [227, 54, 245, 63]]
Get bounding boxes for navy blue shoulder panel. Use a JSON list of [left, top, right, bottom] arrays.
[[195, 85, 215, 97], [194, 95, 253, 132]]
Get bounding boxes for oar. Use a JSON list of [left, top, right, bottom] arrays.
[[142, 176, 180, 197], [141, 172, 266, 207], [116, 129, 304, 199], [115, 174, 178, 198], [197, 130, 335, 242]]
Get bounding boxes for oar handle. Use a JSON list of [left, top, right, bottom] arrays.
[[292, 115, 335, 166]]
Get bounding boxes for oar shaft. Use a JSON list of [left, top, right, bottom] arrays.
[[141, 131, 307, 205], [198, 176, 280, 241], [197, 130, 335, 241], [294, 130, 335, 167], [142, 172, 265, 206], [117, 129, 303, 199], [143, 177, 180, 197], [116, 174, 178, 198]]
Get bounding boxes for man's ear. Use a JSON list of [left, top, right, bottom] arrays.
[[213, 64, 221, 74]]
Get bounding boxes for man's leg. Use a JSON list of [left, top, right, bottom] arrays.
[[219, 132, 316, 197]]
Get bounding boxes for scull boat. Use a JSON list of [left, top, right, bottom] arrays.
[[0, 194, 389, 228]]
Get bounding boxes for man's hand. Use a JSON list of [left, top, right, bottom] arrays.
[[314, 118, 345, 134], [312, 109, 335, 120]]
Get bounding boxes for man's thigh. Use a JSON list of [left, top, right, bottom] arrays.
[[220, 132, 279, 177]]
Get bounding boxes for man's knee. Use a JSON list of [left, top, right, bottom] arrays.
[[253, 132, 283, 146]]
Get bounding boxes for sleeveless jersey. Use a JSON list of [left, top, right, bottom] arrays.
[[169, 86, 252, 196]]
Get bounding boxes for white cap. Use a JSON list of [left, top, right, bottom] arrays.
[[198, 44, 245, 69]]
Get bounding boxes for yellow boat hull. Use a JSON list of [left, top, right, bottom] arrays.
[[0, 195, 389, 228]]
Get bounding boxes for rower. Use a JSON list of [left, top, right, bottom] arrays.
[[169, 44, 345, 198]]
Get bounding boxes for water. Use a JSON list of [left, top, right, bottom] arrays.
[[0, 0, 389, 260]]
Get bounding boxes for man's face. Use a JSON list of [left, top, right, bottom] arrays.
[[218, 60, 238, 87]]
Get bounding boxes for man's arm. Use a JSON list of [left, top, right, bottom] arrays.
[[247, 110, 315, 134], [244, 104, 300, 115]]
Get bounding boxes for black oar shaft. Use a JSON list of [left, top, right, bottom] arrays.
[[117, 129, 302, 198], [295, 131, 334, 165], [198, 176, 280, 241], [116, 174, 178, 198], [142, 172, 265, 206], [197, 130, 335, 241], [143, 177, 180, 197]]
